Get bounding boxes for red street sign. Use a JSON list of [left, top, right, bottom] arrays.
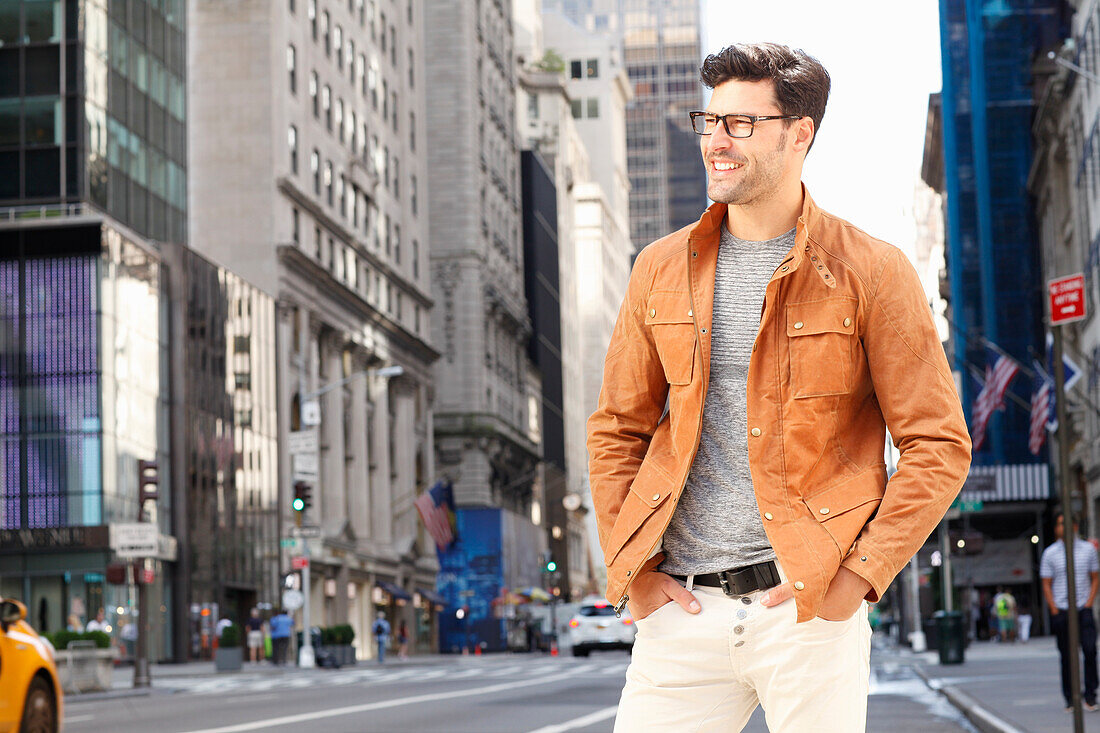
[[291, 556, 309, 570], [1049, 274, 1087, 325]]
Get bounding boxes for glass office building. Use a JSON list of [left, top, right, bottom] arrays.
[[937, 0, 1069, 465]]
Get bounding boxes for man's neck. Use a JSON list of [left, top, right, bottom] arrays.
[[724, 181, 804, 241]]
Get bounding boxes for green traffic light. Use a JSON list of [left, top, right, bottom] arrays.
[[292, 497, 305, 511], [546, 561, 557, 572]]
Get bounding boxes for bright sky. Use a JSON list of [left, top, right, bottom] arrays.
[[702, 1, 944, 258]]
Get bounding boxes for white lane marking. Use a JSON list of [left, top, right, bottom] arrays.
[[524, 705, 619, 733], [64, 714, 96, 724], [176, 671, 577, 733]]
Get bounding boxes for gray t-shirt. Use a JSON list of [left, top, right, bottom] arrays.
[[659, 223, 795, 574]]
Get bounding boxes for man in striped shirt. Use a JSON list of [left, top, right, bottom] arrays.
[[1040, 510, 1100, 711]]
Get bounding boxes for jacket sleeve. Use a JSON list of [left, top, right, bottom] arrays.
[[841, 248, 972, 600], [586, 247, 671, 560]]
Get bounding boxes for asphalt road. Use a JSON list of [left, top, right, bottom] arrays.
[[63, 646, 976, 732]]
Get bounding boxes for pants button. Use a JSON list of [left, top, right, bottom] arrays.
[[734, 625, 744, 634], [737, 610, 747, 619], [741, 597, 752, 605], [735, 641, 745, 647]]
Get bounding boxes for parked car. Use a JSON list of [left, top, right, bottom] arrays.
[[566, 598, 636, 657], [0, 597, 62, 733]]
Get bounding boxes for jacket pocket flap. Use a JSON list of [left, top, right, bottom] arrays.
[[604, 460, 674, 562], [805, 467, 885, 520], [645, 291, 694, 325], [786, 297, 857, 337]]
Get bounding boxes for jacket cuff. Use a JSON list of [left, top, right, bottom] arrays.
[[840, 544, 892, 602], [639, 551, 665, 576]]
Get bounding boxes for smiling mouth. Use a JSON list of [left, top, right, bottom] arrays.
[[711, 160, 744, 172]]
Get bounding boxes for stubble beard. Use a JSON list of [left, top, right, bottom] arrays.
[[707, 131, 788, 206]]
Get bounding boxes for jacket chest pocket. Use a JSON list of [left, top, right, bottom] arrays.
[[645, 292, 697, 386], [786, 297, 857, 398]]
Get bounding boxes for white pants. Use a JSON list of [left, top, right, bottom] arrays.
[[615, 579, 871, 732]]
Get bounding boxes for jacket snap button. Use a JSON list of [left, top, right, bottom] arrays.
[[652, 493, 660, 501], [688, 309, 693, 317], [793, 581, 805, 591], [860, 556, 868, 562], [763, 512, 773, 520], [824, 274, 830, 279], [626, 570, 631, 576], [701, 327, 707, 334], [780, 265, 789, 272], [820, 508, 830, 515], [843, 317, 851, 327], [649, 308, 656, 317], [692, 251, 698, 257], [750, 428, 761, 437], [793, 322, 804, 329]]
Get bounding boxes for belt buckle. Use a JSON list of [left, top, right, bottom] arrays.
[[717, 571, 737, 598]]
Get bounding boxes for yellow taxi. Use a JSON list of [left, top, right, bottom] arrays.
[[0, 597, 62, 733]]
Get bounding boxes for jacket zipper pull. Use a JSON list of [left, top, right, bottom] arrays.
[[614, 595, 629, 618]]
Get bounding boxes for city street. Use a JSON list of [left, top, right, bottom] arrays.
[[62, 638, 975, 733]]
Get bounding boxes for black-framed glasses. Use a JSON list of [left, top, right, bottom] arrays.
[[689, 111, 803, 138]]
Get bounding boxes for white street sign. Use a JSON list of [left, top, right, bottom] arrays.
[[292, 453, 319, 481], [301, 400, 321, 427], [287, 429, 318, 456], [292, 525, 322, 538], [282, 589, 305, 611], [110, 523, 159, 558]]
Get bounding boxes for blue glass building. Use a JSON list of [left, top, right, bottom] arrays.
[[938, 0, 1071, 465]]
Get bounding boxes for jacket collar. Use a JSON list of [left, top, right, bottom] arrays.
[[686, 183, 835, 288]]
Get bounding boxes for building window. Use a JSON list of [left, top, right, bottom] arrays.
[[357, 0, 365, 25], [322, 10, 330, 55], [315, 225, 322, 257], [309, 0, 317, 39], [368, 64, 378, 109], [324, 160, 333, 205], [288, 125, 298, 174], [587, 58, 598, 78], [570, 60, 582, 79], [380, 11, 387, 52], [586, 97, 599, 118], [389, 25, 396, 66], [334, 25, 343, 68], [336, 98, 344, 142], [310, 71, 319, 116], [311, 149, 320, 193], [411, 174, 417, 215], [323, 85, 331, 130], [287, 45, 297, 93], [289, 0, 295, 12], [527, 92, 538, 119], [383, 145, 389, 190], [409, 111, 416, 151], [408, 48, 415, 88], [394, 224, 401, 263], [570, 99, 582, 118], [292, 207, 300, 243], [357, 53, 366, 96], [412, 240, 419, 279], [347, 39, 355, 84], [391, 91, 398, 132], [393, 157, 399, 199], [348, 110, 357, 153], [337, 174, 346, 218]]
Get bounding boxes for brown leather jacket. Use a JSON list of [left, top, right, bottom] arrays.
[[587, 188, 971, 622]]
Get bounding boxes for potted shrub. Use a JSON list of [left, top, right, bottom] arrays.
[[215, 623, 244, 672], [47, 630, 118, 693]]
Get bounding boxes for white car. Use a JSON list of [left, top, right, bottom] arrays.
[[567, 599, 636, 657]]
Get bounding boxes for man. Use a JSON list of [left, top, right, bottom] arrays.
[[1040, 510, 1100, 712], [85, 608, 107, 632], [268, 608, 293, 666], [587, 43, 971, 731], [245, 608, 265, 663], [371, 611, 391, 664]]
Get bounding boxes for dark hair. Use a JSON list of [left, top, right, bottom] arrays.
[[699, 43, 831, 151], [1055, 508, 1081, 527]]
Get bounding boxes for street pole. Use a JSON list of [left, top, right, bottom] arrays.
[[295, 317, 316, 668], [908, 554, 926, 652], [940, 522, 953, 612], [133, 559, 150, 687], [1054, 325, 1084, 732]]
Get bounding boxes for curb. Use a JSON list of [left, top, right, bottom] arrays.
[[912, 665, 1028, 733], [65, 687, 154, 703]]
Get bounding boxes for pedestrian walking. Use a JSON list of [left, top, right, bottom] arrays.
[[397, 619, 409, 660], [1017, 600, 1033, 643], [85, 608, 107, 632], [245, 608, 265, 663], [586, 42, 971, 732], [1040, 510, 1100, 712], [992, 587, 1017, 642], [269, 608, 293, 666], [372, 611, 391, 664]]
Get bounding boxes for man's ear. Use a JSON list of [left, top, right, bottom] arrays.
[[793, 118, 815, 153]]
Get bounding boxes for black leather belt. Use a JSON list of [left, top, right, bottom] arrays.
[[670, 560, 781, 597]]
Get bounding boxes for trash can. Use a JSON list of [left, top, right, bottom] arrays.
[[933, 610, 965, 665]]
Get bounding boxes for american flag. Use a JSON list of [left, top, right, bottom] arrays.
[[971, 347, 1020, 451], [1029, 361, 1055, 455], [415, 480, 456, 552]]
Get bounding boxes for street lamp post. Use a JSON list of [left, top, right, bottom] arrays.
[[292, 341, 403, 668]]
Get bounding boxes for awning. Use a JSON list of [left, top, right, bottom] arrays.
[[376, 581, 412, 600], [416, 588, 446, 606], [962, 464, 1049, 502]]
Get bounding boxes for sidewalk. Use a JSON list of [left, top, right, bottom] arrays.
[[910, 634, 1100, 733]]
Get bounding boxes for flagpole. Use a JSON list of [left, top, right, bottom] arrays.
[[1054, 324, 1085, 733]]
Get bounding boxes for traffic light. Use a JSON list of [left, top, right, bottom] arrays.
[[293, 482, 312, 512], [545, 559, 557, 573], [137, 459, 158, 504]]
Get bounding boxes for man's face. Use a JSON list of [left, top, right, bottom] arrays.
[[700, 78, 799, 206], [1055, 515, 1076, 540]]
